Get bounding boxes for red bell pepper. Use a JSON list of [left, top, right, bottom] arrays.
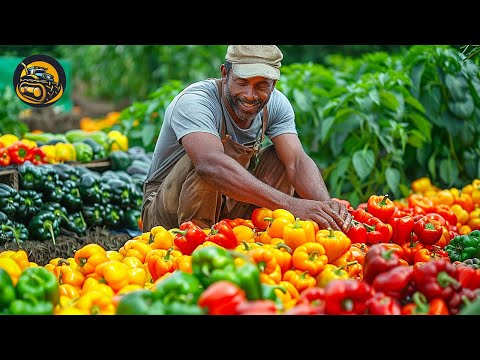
[[172, 221, 208, 255], [389, 215, 415, 245], [27, 147, 47, 165], [7, 141, 32, 165], [351, 207, 373, 223], [364, 217, 392, 245], [454, 265, 480, 290], [365, 292, 402, 315], [447, 287, 479, 315], [296, 286, 326, 313], [235, 300, 278, 315], [346, 220, 367, 244], [323, 279, 373, 315], [413, 216, 443, 246], [363, 243, 401, 284], [197, 280, 247, 315], [366, 194, 396, 223], [208, 220, 238, 249], [407, 194, 435, 214], [413, 259, 460, 302], [285, 303, 325, 315], [401, 236, 424, 265], [0, 147, 10, 166], [433, 204, 457, 227], [372, 265, 414, 300]]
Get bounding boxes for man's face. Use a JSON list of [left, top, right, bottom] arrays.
[[224, 71, 275, 125]]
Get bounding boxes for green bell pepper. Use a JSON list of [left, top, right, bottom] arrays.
[[116, 289, 166, 315], [82, 203, 105, 227], [235, 261, 263, 301], [152, 270, 203, 305], [9, 299, 54, 315], [0, 183, 20, 218], [0, 268, 16, 313], [62, 179, 82, 211], [261, 283, 286, 311], [15, 267, 59, 306], [29, 210, 60, 245], [66, 211, 87, 235], [191, 246, 238, 288], [78, 173, 103, 205], [162, 302, 206, 315], [17, 161, 43, 191], [99, 183, 112, 206], [41, 202, 70, 228], [82, 138, 107, 161], [1, 220, 29, 246], [38, 165, 60, 194], [123, 209, 141, 230], [54, 163, 80, 182], [65, 130, 112, 153], [43, 181, 65, 203], [445, 231, 480, 262], [17, 189, 43, 219], [109, 151, 132, 171], [107, 178, 132, 208], [73, 142, 94, 163], [104, 204, 124, 229]]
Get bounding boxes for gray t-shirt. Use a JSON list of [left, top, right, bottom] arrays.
[[145, 79, 297, 183]]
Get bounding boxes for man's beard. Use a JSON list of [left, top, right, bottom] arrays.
[[225, 86, 267, 123]]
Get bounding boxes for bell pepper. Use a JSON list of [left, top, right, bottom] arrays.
[[235, 299, 278, 314], [235, 261, 263, 301], [0, 268, 16, 313], [447, 287, 478, 315], [82, 203, 105, 227], [74, 243, 109, 276], [152, 270, 203, 305], [248, 247, 278, 277], [145, 248, 182, 281], [364, 216, 392, 244], [365, 291, 402, 315], [1, 220, 29, 246], [28, 147, 47, 165], [282, 218, 311, 251], [208, 220, 238, 249], [108, 130, 129, 152], [17, 160, 43, 190], [444, 231, 480, 262], [315, 227, 351, 263], [73, 291, 115, 315], [323, 279, 373, 315], [315, 263, 350, 288], [351, 207, 373, 223], [41, 202, 70, 228], [17, 189, 43, 220], [282, 269, 316, 293], [251, 207, 274, 230], [372, 265, 414, 300], [0, 184, 20, 218], [123, 209, 141, 230], [454, 263, 480, 289], [401, 236, 424, 265], [65, 211, 87, 235], [78, 173, 103, 205], [408, 193, 435, 214], [266, 216, 294, 239], [366, 194, 396, 223], [172, 221, 208, 255], [39, 144, 58, 164], [0, 147, 10, 166], [413, 259, 460, 302], [72, 142, 93, 163], [109, 150, 132, 171], [54, 142, 76, 162], [291, 241, 328, 277], [401, 292, 449, 315], [198, 280, 247, 315], [7, 141, 32, 164], [103, 203, 124, 229], [116, 289, 166, 315], [9, 298, 54, 315], [37, 165, 60, 193], [107, 178, 131, 208], [346, 220, 367, 244], [413, 216, 443, 246], [363, 243, 401, 284], [389, 215, 415, 245], [260, 283, 288, 311], [15, 267, 59, 307], [29, 210, 60, 245], [191, 246, 241, 288], [149, 225, 175, 250], [53, 259, 85, 289]]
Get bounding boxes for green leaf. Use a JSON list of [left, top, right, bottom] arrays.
[[320, 116, 335, 143], [352, 149, 375, 181], [439, 158, 458, 187], [293, 89, 310, 112], [405, 95, 425, 114], [385, 167, 401, 199], [409, 63, 425, 98], [428, 152, 436, 179], [368, 89, 380, 106], [407, 129, 428, 148], [379, 91, 400, 112], [141, 123, 157, 147]]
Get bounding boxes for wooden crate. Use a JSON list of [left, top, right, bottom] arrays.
[[0, 167, 19, 190]]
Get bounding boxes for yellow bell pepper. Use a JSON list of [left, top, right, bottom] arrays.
[[40, 144, 58, 163], [315, 263, 350, 288], [74, 290, 116, 315], [0, 134, 19, 147], [291, 241, 328, 277], [55, 142, 76, 162], [108, 130, 128, 152], [94, 260, 130, 293], [0, 257, 22, 285], [0, 250, 30, 271], [149, 225, 174, 250], [315, 228, 351, 263], [282, 218, 311, 251]]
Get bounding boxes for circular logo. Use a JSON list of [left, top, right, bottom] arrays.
[[13, 54, 66, 107]]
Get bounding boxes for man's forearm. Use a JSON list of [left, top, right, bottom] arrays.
[[286, 154, 331, 201], [196, 155, 293, 210]]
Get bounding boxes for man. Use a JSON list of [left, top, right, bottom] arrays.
[[142, 45, 353, 234]]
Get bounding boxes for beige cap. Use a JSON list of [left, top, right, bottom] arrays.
[[225, 45, 283, 80]]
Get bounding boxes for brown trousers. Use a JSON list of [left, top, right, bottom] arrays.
[[141, 144, 294, 231]]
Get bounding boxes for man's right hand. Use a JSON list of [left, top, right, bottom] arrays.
[[288, 198, 353, 233]]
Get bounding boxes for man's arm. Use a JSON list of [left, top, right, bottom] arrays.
[[182, 132, 293, 212], [182, 132, 351, 231]]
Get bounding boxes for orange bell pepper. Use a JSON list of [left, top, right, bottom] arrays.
[[0, 257, 22, 285], [149, 225, 174, 250], [282, 218, 312, 251], [292, 241, 328, 277], [53, 259, 85, 289], [267, 216, 293, 239], [118, 239, 152, 264], [0, 250, 30, 271], [81, 277, 114, 297], [248, 247, 278, 275], [274, 280, 300, 311], [74, 243, 109, 276], [145, 247, 182, 282], [93, 260, 130, 293], [282, 269, 316, 293], [315, 228, 351, 263], [73, 291, 116, 315], [264, 242, 293, 273], [174, 255, 192, 274], [259, 264, 282, 284]]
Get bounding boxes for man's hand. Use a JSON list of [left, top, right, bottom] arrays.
[[289, 198, 353, 233]]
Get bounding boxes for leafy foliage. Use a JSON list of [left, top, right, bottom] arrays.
[[0, 85, 28, 138]]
